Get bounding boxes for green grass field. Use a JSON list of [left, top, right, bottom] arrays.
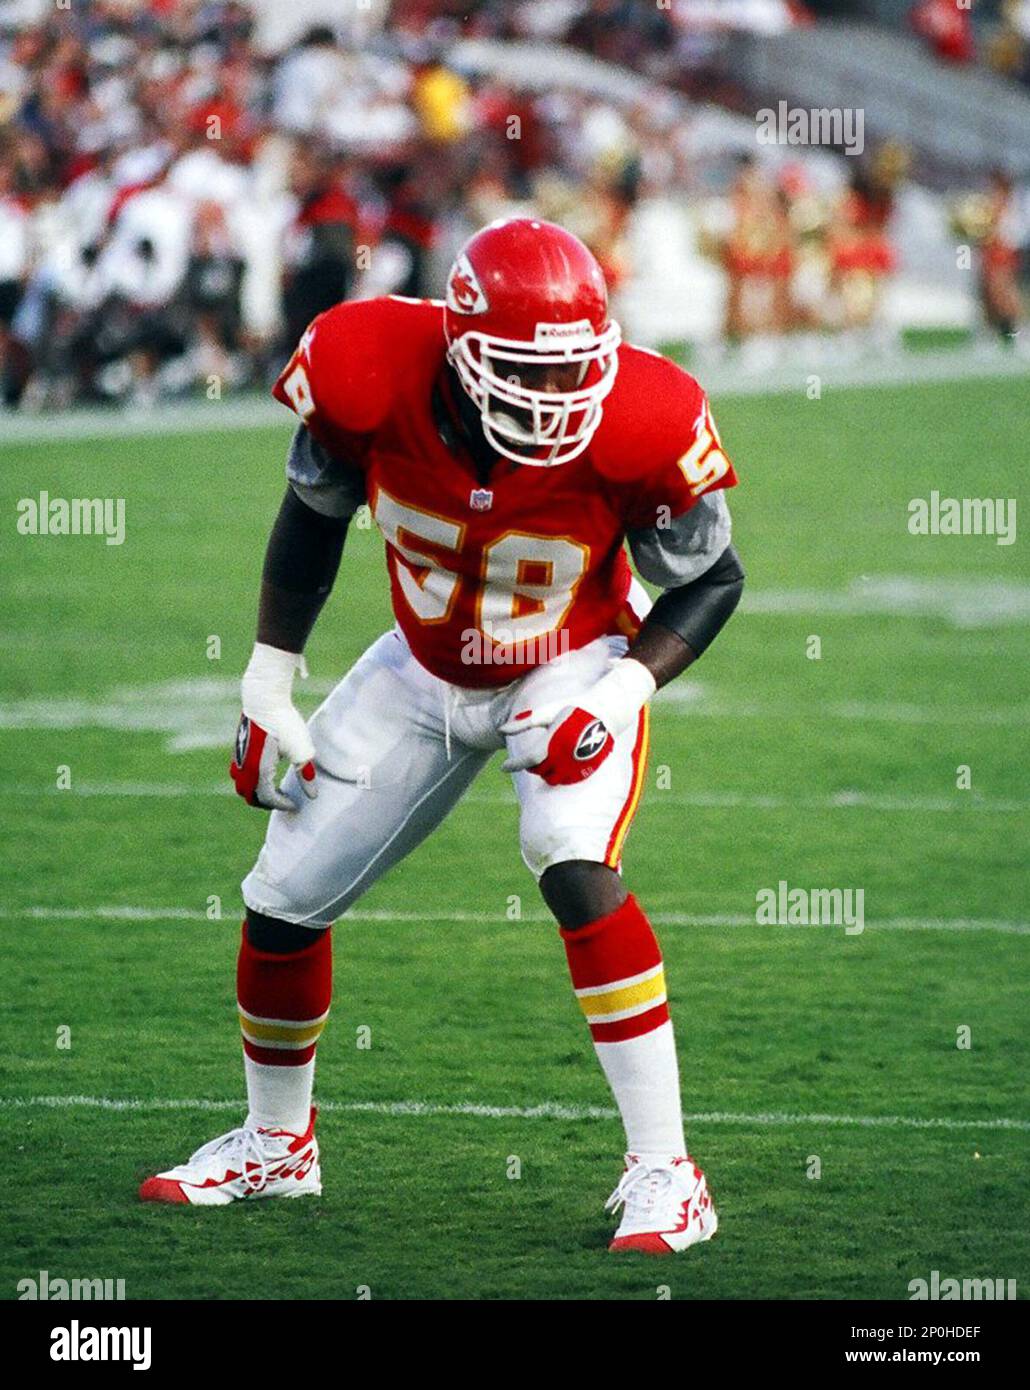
[[1, 374, 1027, 1300]]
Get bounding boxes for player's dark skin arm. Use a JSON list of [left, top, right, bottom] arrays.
[[256, 488, 348, 652], [626, 543, 746, 689], [623, 621, 696, 687], [243, 490, 349, 952]]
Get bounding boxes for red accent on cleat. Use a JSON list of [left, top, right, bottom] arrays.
[[139, 1177, 189, 1204], [609, 1232, 674, 1255]]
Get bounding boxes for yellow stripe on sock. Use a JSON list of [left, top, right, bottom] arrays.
[[575, 968, 666, 1020], [238, 1012, 328, 1048]]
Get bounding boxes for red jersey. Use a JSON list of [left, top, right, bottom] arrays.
[[273, 296, 737, 688]]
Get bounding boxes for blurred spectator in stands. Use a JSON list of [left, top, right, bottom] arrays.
[[567, 0, 677, 72], [986, 0, 1030, 85], [354, 160, 442, 300], [281, 139, 356, 350], [910, 0, 975, 65], [1008, 0, 1030, 50], [178, 198, 246, 388], [979, 168, 1025, 341], [271, 25, 347, 135], [722, 155, 797, 341], [0, 146, 30, 404], [64, 231, 187, 406], [825, 147, 904, 331], [411, 49, 471, 141], [574, 149, 641, 295]]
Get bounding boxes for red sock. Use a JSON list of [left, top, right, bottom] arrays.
[[237, 924, 332, 1066], [561, 895, 686, 1156], [237, 924, 331, 1133], [560, 895, 668, 1042]]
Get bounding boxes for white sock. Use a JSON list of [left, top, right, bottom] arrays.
[[244, 1055, 314, 1134], [594, 1021, 687, 1156]]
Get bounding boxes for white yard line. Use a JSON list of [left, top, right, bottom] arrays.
[[3, 905, 1027, 934], [1, 664, 1027, 764], [0, 397, 290, 445], [11, 781, 1028, 815], [3, 689, 1026, 753], [0, 1093, 1026, 1132]]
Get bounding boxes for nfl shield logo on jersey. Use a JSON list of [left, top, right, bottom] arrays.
[[469, 488, 494, 511]]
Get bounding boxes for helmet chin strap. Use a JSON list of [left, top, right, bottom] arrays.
[[481, 396, 594, 467], [443, 357, 558, 466], [441, 360, 512, 471], [490, 410, 533, 443], [483, 409, 561, 465]]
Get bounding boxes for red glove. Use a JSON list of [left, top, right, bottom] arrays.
[[230, 714, 317, 810], [501, 705, 614, 786], [500, 658, 656, 787], [532, 707, 615, 785]]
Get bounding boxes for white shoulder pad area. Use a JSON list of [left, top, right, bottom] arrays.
[[286, 425, 366, 520], [628, 491, 732, 588]]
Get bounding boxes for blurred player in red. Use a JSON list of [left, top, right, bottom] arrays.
[[141, 219, 745, 1253]]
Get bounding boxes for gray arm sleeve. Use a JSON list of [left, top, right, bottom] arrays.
[[285, 425, 367, 520], [627, 491, 732, 587]]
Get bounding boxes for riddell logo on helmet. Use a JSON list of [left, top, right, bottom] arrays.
[[446, 254, 488, 314], [534, 320, 594, 346]]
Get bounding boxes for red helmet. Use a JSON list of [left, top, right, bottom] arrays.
[[444, 218, 621, 466]]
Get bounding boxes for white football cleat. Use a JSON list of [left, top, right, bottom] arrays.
[[139, 1107, 321, 1206], [606, 1153, 718, 1254]]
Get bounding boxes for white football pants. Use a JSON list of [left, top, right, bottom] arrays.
[[242, 620, 652, 928]]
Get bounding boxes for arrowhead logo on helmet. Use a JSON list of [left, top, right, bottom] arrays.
[[446, 253, 489, 315]]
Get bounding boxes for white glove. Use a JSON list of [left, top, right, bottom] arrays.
[[233, 643, 317, 811]]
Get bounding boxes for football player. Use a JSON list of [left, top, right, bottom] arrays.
[[141, 218, 744, 1254]]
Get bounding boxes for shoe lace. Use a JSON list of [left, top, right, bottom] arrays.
[[190, 1125, 281, 1194], [605, 1160, 676, 1224]]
